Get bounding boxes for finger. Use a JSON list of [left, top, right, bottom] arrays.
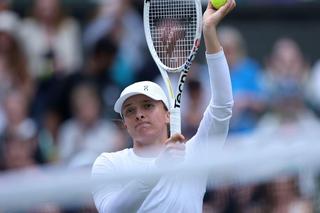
[[207, 0, 215, 10], [214, 0, 236, 17], [221, 0, 236, 13], [166, 133, 185, 144], [226, 0, 236, 12]]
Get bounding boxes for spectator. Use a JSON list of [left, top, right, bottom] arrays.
[[0, 88, 38, 170], [1, 126, 37, 171], [262, 37, 309, 103], [0, 11, 32, 95], [249, 38, 319, 201], [255, 37, 318, 144], [0, 11, 34, 132], [57, 82, 123, 168], [83, 0, 147, 87], [19, 0, 82, 78], [1, 89, 37, 143], [17, 0, 83, 126], [218, 26, 265, 135], [262, 177, 313, 213], [203, 185, 263, 213], [0, 125, 62, 213], [62, 36, 122, 120]]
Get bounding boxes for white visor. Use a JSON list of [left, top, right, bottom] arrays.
[[114, 81, 169, 115]]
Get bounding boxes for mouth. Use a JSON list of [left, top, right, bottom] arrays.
[[135, 122, 151, 129]]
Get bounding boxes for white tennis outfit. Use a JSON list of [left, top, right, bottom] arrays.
[[92, 50, 233, 213]]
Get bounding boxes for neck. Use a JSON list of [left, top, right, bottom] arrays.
[[133, 136, 167, 158]]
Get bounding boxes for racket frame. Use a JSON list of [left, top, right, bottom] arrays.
[[144, 0, 202, 135]]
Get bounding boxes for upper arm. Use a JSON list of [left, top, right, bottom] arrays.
[[92, 154, 122, 212], [188, 51, 233, 149]]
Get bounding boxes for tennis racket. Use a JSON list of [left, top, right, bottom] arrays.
[[144, 0, 202, 136]]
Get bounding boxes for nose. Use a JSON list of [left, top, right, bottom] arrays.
[[135, 109, 145, 121]]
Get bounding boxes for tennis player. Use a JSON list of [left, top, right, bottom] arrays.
[[92, 0, 236, 212]]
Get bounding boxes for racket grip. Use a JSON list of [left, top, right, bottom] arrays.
[[170, 108, 181, 136]]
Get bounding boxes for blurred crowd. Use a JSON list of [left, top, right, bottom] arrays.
[[0, 0, 320, 212]]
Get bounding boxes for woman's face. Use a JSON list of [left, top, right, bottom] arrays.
[[122, 95, 169, 144]]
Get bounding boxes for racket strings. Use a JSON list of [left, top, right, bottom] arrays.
[[149, 0, 197, 69]]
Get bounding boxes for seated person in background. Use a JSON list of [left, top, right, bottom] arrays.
[[58, 82, 124, 168], [218, 25, 265, 135]]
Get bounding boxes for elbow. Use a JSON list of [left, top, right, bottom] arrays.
[[209, 101, 234, 121]]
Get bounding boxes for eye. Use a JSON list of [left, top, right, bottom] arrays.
[[144, 103, 154, 109], [124, 107, 135, 116]]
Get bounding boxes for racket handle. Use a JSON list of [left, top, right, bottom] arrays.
[[170, 108, 181, 136]]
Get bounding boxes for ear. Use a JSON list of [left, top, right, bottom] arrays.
[[165, 111, 170, 124], [123, 121, 128, 129]]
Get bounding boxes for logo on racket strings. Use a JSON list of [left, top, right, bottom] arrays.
[[158, 19, 186, 59]]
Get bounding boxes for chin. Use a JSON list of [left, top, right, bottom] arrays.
[[134, 131, 159, 144], [137, 132, 156, 140]]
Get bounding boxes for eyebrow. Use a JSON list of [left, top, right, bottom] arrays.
[[123, 99, 153, 110], [123, 103, 132, 110]]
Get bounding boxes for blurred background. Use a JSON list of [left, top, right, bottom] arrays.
[[0, 0, 320, 212]]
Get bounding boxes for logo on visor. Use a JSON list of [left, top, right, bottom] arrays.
[[144, 85, 149, 91]]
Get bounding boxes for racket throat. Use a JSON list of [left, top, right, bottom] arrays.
[[170, 108, 181, 135]]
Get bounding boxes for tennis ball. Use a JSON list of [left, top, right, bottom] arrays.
[[211, 0, 227, 9]]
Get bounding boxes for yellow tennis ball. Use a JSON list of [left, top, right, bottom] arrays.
[[211, 0, 227, 9]]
